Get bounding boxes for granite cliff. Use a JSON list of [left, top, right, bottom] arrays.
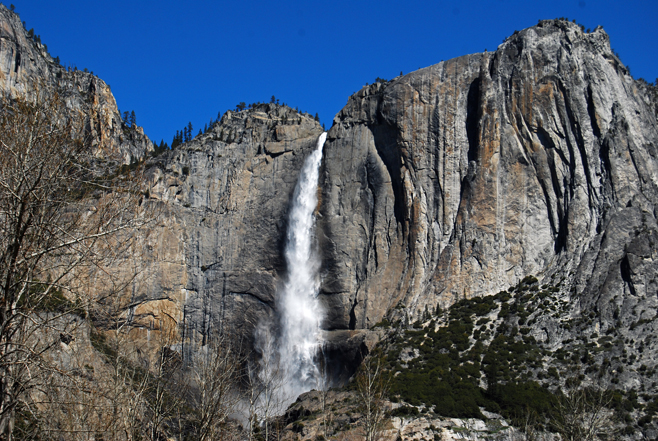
[[319, 20, 658, 334], [0, 5, 153, 163], [102, 18, 658, 400], [130, 105, 325, 357], [42, 16, 656, 389]]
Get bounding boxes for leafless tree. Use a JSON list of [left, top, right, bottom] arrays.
[[258, 335, 286, 441], [244, 361, 264, 441], [552, 386, 619, 441], [318, 355, 333, 440], [188, 331, 244, 441], [144, 324, 188, 441], [0, 90, 150, 440], [356, 355, 390, 441], [242, 352, 285, 441]]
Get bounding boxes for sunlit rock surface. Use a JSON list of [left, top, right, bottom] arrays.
[[138, 106, 324, 353], [318, 20, 658, 339], [0, 5, 152, 163]]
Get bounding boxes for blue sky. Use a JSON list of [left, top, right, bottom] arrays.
[[12, 0, 658, 145]]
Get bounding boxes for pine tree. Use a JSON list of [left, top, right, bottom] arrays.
[[130, 110, 136, 128], [122, 111, 130, 126], [187, 122, 193, 140]]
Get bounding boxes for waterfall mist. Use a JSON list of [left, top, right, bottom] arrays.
[[255, 132, 327, 412]]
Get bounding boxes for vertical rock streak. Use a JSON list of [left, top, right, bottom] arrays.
[[259, 132, 326, 406]]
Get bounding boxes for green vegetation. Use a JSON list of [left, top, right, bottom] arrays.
[[16, 280, 86, 318], [165, 99, 322, 151], [171, 122, 196, 148], [374, 275, 654, 435], [383, 283, 547, 421], [121, 110, 138, 129]]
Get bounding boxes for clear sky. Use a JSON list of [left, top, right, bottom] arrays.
[[11, 0, 658, 145]]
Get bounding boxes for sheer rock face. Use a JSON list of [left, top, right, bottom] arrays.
[[318, 20, 658, 330], [130, 106, 324, 348], [0, 5, 152, 163]]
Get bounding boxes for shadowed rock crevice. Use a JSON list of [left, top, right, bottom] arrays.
[[620, 254, 637, 296], [533, 128, 562, 251], [587, 84, 602, 139], [466, 78, 481, 163], [370, 124, 405, 229], [348, 297, 358, 330]]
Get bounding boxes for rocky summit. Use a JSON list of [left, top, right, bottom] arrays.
[[320, 20, 658, 330], [0, 5, 153, 163], [1, 4, 658, 439]]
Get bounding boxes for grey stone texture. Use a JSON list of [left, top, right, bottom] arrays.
[[318, 20, 658, 342], [0, 5, 153, 163]]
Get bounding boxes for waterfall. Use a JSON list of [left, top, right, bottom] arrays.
[[255, 132, 327, 411]]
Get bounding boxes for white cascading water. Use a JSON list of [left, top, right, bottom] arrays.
[[256, 132, 327, 411]]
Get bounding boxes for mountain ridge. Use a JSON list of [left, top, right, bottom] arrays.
[[319, 17, 658, 326], [0, 4, 153, 164]]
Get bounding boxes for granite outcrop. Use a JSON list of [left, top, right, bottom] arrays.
[[0, 5, 152, 163], [131, 105, 325, 355], [318, 20, 658, 342]]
